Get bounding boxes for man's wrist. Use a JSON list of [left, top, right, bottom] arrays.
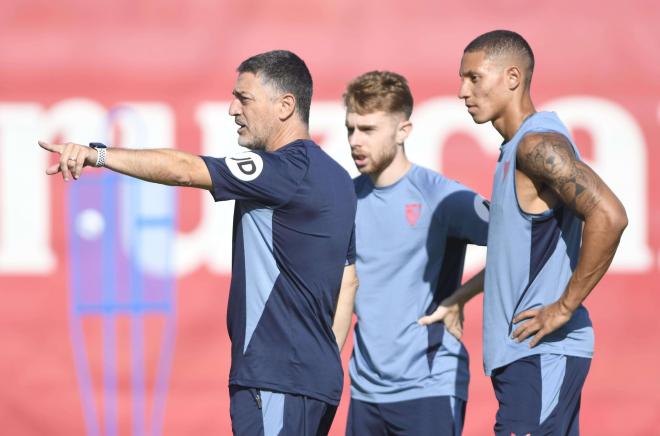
[[442, 295, 464, 308], [89, 142, 108, 167], [558, 295, 578, 315]]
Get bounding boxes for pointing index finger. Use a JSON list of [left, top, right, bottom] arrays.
[[38, 140, 62, 153]]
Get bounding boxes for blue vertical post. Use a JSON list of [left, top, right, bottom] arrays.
[[67, 105, 177, 436]]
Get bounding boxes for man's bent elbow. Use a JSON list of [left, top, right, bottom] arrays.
[[613, 208, 628, 236], [604, 200, 628, 238]]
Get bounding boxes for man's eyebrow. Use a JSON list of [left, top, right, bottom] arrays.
[[232, 90, 251, 98], [346, 122, 377, 129]]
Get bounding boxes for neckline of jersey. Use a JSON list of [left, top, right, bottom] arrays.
[[274, 138, 314, 152], [500, 111, 543, 151], [370, 164, 416, 191]]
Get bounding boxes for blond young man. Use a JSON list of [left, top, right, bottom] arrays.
[[344, 71, 489, 435]]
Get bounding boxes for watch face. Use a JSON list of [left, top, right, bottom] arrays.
[[89, 142, 108, 149]]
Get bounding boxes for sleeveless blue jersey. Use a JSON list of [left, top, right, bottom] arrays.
[[350, 165, 489, 402], [201, 139, 357, 404], [483, 112, 594, 376]]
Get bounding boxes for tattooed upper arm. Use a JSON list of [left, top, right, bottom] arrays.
[[516, 132, 602, 218]]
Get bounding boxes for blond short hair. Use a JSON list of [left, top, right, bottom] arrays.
[[343, 71, 413, 119]]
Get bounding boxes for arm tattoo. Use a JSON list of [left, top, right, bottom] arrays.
[[518, 133, 602, 217]]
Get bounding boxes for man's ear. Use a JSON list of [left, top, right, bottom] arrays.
[[278, 93, 296, 121], [507, 65, 522, 91], [396, 119, 413, 145]]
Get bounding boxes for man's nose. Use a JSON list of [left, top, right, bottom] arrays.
[[228, 98, 241, 116], [458, 82, 471, 100], [348, 132, 361, 149]]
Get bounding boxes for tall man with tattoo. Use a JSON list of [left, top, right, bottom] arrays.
[[447, 30, 626, 434]]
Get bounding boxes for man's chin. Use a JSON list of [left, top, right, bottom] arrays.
[[355, 165, 372, 175], [468, 112, 490, 124], [237, 138, 266, 151]]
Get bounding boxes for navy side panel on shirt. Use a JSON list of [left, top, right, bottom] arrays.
[[201, 139, 357, 405]]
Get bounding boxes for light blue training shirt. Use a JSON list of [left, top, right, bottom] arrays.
[[350, 164, 489, 403], [483, 111, 594, 376]]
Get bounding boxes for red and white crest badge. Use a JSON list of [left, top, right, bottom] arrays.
[[502, 160, 511, 180], [405, 203, 422, 226]]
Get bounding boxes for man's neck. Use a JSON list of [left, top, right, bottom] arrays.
[[492, 96, 536, 142], [267, 123, 310, 152], [369, 149, 411, 188]]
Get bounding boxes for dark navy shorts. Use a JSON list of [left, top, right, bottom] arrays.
[[491, 354, 591, 436], [346, 395, 466, 436], [229, 385, 337, 436]]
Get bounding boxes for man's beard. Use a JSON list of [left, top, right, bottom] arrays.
[[369, 146, 397, 176], [238, 132, 268, 151], [241, 141, 267, 151]]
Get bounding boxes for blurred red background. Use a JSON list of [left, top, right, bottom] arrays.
[[1, 1, 659, 435]]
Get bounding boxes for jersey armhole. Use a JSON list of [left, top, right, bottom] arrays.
[[513, 129, 572, 220]]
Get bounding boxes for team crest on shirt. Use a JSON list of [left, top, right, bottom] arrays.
[[502, 160, 511, 180], [405, 203, 422, 226], [225, 151, 264, 181]]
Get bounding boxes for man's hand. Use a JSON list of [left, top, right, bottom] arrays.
[[39, 140, 96, 181], [418, 302, 465, 340], [417, 269, 485, 340], [511, 300, 573, 347]]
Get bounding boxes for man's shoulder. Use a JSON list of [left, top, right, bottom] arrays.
[[517, 131, 576, 165], [302, 140, 353, 179], [410, 164, 444, 183], [274, 139, 311, 164], [518, 112, 573, 149], [409, 165, 484, 215], [519, 129, 566, 144], [525, 111, 566, 130], [275, 140, 351, 185], [408, 164, 459, 195]]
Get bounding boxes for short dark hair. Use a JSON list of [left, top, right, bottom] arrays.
[[464, 30, 535, 87], [343, 71, 413, 119], [237, 50, 313, 124]]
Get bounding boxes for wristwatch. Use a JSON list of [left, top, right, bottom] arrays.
[[89, 142, 107, 167]]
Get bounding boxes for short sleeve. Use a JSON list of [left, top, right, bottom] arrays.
[[345, 223, 356, 266], [201, 148, 308, 207], [439, 182, 489, 245]]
